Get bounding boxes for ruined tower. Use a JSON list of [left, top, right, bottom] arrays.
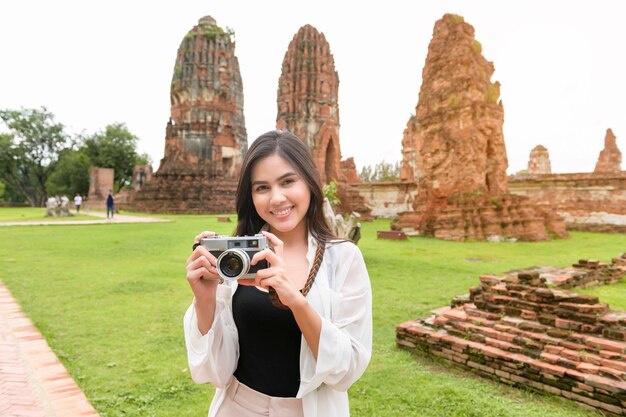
[[527, 145, 552, 174], [594, 128, 622, 173], [133, 16, 247, 213], [393, 14, 567, 241], [277, 24, 342, 184], [277, 24, 369, 216]]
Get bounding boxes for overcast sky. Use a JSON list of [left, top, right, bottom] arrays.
[[1, 0, 625, 175]]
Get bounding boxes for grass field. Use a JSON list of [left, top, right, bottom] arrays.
[[1, 210, 625, 417], [0, 206, 101, 222]]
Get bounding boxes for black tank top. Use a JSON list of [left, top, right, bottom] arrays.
[[232, 285, 302, 397]]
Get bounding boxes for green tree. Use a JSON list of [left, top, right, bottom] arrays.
[[135, 152, 152, 166], [0, 177, 26, 203], [323, 179, 341, 206], [358, 164, 374, 182], [358, 160, 399, 182], [45, 149, 92, 197], [82, 123, 140, 191], [0, 107, 71, 206]]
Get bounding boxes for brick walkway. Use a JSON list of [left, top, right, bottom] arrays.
[[0, 282, 100, 417]]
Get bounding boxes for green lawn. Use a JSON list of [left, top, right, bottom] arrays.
[[0, 213, 624, 417], [0, 206, 101, 222]]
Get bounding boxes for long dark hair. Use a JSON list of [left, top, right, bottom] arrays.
[[234, 130, 336, 244]]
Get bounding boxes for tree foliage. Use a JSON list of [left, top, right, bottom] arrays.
[[0, 107, 71, 206], [358, 160, 400, 182], [82, 123, 140, 191], [0, 107, 149, 204], [323, 179, 341, 207], [45, 149, 91, 197]]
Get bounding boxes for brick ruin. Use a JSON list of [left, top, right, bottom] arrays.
[[358, 134, 626, 232], [509, 172, 626, 233], [276, 24, 370, 217], [595, 129, 622, 174], [350, 19, 625, 234], [528, 145, 552, 174], [87, 167, 114, 210], [510, 129, 625, 233], [132, 16, 246, 213], [391, 14, 567, 241], [397, 255, 626, 415]]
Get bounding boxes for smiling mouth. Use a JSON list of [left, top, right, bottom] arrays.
[[271, 206, 293, 217]]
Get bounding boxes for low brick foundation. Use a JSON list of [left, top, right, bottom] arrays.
[[397, 254, 626, 415]]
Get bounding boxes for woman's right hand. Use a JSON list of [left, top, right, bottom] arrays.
[[186, 231, 221, 302]]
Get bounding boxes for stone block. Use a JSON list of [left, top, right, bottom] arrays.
[[376, 230, 407, 240]]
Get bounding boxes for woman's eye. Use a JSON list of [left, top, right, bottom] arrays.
[[282, 178, 295, 186], [255, 185, 268, 192]]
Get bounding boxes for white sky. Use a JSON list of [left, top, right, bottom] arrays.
[[1, 0, 625, 174]]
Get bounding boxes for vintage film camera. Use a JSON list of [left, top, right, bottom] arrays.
[[199, 234, 269, 280]]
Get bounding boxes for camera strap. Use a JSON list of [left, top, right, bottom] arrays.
[[269, 240, 325, 310]]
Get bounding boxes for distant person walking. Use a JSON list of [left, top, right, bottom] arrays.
[[106, 190, 115, 219], [74, 193, 82, 213]]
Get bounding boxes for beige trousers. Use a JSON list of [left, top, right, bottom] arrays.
[[216, 378, 304, 417]]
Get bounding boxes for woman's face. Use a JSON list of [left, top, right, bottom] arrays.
[[250, 153, 311, 237]]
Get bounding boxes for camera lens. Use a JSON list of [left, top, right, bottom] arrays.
[[217, 249, 250, 280]]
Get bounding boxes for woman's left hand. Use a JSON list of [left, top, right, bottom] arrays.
[[239, 231, 304, 308]]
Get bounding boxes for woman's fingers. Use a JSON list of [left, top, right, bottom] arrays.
[[250, 247, 281, 268], [194, 231, 216, 244], [261, 231, 284, 258], [187, 246, 219, 280], [190, 244, 217, 263], [187, 266, 211, 281]]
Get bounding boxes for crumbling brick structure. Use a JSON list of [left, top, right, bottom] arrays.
[[595, 129, 622, 174], [132, 16, 246, 213], [528, 145, 552, 174], [510, 129, 625, 233], [87, 167, 114, 210], [276, 24, 370, 217], [393, 14, 566, 241], [397, 254, 626, 415]]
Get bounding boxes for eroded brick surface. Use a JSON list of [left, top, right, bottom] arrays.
[[397, 255, 626, 415], [393, 14, 566, 241]]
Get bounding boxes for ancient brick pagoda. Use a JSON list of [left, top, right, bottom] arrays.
[[276, 24, 369, 217], [528, 145, 552, 174], [133, 16, 247, 213], [397, 254, 626, 416], [595, 128, 622, 174], [393, 14, 566, 241]]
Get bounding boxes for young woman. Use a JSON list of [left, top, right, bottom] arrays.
[[184, 130, 372, 417]]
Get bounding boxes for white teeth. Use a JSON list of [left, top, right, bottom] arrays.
[[272, 207, 292, 216]]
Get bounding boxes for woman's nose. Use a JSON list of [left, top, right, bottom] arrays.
[[270, 187, 286, 204]]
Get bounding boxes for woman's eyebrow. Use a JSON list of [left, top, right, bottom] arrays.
[[252, 172, 297, 185]]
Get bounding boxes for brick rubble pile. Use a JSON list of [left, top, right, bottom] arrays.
[[397, 254, 626, 415]]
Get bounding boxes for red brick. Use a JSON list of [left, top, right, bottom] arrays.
[[584, 336, 626, 353], [531, 359, 566, 377], [576, 362, 600, 374]]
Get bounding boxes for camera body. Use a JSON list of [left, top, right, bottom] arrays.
[[200, 234, 269, 280]]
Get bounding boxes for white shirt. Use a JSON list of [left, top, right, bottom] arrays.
[[74, 195, 82, 205], [184, 235, 373, 417]]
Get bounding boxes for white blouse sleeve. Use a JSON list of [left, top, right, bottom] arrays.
[[299, 242, 373, 394], [183, 283, 239, 389]]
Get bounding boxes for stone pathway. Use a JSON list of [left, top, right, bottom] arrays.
[[0, 211, 170, 227], [0, 211, 167, 415], [0, 282, 100, 417], [0, 211, 170, 417]]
